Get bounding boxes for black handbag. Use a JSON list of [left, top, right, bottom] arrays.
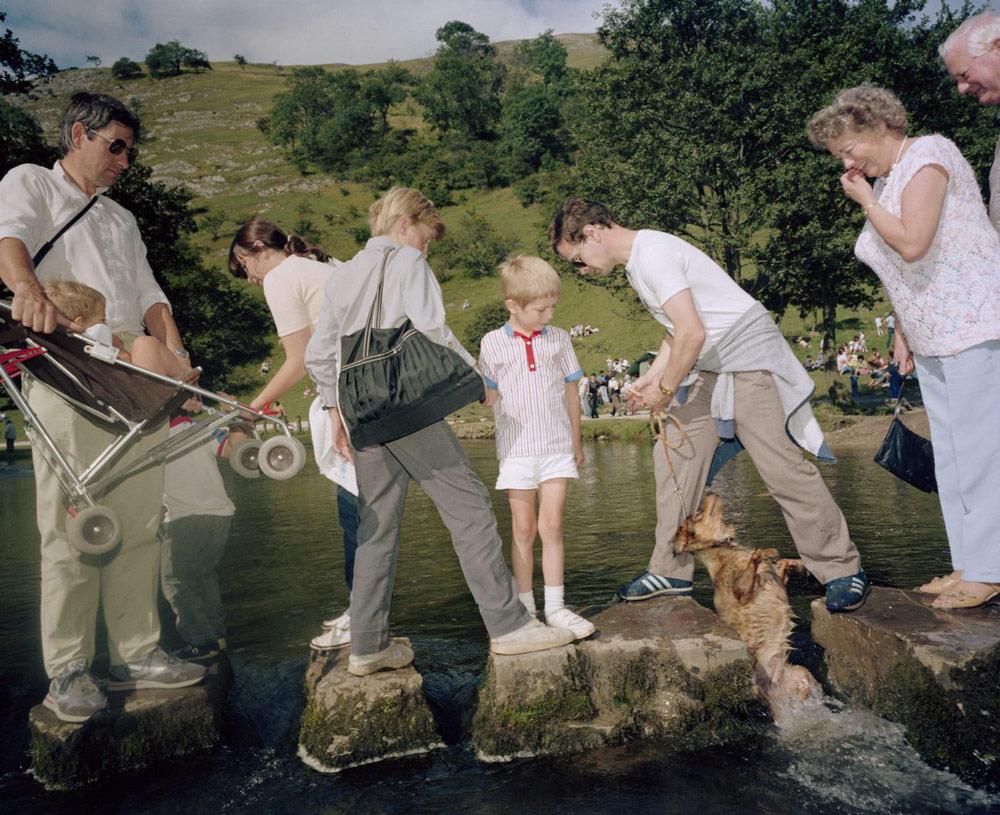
[[873, 379, 937, 493], [337, 248, 485, 450]]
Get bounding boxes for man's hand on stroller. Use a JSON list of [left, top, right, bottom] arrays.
[[12, 285, 83, 334]]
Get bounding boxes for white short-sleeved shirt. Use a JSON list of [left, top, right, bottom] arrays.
[[163, 418, 236, 522], [0, 162, 169, 332], [625, 230, 755, 348], [478, 323, 583, 460], [262, 254, 341, 337]]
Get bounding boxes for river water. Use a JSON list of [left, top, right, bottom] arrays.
[[1, 438, 996, 813]]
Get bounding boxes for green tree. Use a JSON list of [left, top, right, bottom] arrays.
[[497, 83, 569, 181], [463, 301, 511, 356], [433, 210, 517, 280], [145, 40, 188, 78], [415, 21, 505, 140], [572, 0, 995, 347], [0, 96, 57, 177], [512, 29, 569, 89], [182, 48, 211, 73], [0, 12, 58, 94], [111, 57, 143, 80], [107, 164, 270, 386], [234, 54, 247, 69], [85, 55, 101, 68]]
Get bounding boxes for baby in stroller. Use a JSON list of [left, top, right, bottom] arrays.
[[45, 280, 198, 382]]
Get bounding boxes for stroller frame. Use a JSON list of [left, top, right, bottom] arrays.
[[1, 300, 307, 555]]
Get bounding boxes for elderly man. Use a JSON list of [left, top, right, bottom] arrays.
[[941, 12, 1000, 231], [0, 92, 204, 723], [549, 198, 870, 612]]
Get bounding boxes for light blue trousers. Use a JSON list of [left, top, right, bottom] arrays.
[[914, 341, 1000, 582]]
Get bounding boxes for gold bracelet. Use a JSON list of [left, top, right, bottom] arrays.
[[864, 202, 880, 215], [658, 384, 675, 401]]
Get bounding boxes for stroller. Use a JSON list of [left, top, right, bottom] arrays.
[[1, 300, 307, 556]]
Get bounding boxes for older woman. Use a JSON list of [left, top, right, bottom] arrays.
[[809, 84, 1000, 609], [228, 219, 358, 649], [304, 187, 574, 675]]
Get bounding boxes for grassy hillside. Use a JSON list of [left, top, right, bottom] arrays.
[[11, 33, 890, 424]]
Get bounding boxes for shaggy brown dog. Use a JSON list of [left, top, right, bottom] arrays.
[[674, 494, 819, 705]]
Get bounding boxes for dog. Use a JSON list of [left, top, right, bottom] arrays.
[[674, 493, 820, 707]]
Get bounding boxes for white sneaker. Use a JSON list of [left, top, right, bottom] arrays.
[[490, 618, 575, 656], [347, 641, 414, 676], [311, 623, 351, 652], [545, 607, 597, 640], [321, 610, 350, 631]]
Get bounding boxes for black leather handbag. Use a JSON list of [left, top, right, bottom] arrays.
[[873, 380, 937, 493], [337, 248, 484, 450]]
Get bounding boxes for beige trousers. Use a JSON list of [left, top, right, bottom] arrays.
[[648, 370, 861, 585], [25, 377, 166, 677]]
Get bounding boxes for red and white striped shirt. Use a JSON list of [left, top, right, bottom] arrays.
[[478, 324, 584, 459]]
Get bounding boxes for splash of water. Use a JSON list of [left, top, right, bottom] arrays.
[[774, 695, 998, 814]]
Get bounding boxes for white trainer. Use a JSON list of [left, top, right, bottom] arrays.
[[490, 618, 575, 656], [347, 641, 414, 676], [321, 609, 350, 631], [545, 607, 597, 640]]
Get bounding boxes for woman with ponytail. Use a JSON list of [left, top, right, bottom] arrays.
[[229, 218, 357, 650]]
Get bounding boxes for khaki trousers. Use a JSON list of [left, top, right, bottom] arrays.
[[25, 377, 166, 677], [648, 370, 860, 585]]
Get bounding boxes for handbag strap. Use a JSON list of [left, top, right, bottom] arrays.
[[32, 195, 99, 267], [892, 376, 909, 420], [361, 247, 397, 356]]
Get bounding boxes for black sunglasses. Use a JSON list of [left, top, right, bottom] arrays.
[[88, 128, 139, 163], [570, 259, 587, 269]]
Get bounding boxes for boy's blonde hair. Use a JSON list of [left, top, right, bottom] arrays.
[[368, 186, 446, 241], [499, 254, 561, 307], [45, 280, 105, 325]]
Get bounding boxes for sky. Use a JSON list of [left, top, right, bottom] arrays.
[[3, 0, 615, 70]]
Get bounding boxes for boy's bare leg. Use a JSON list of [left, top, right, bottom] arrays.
[[536, 478, 569, 588], [507, 488, 539, 594]]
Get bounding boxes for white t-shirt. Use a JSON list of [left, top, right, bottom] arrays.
[[262, 254, 341, 337], [163, 419, 236, 522], [625, 230, 755, 348]]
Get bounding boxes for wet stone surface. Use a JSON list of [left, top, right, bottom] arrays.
[[812, 587, 1000, 787]]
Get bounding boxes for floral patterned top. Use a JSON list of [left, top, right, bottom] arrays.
[[855, 134, 1000, 357]]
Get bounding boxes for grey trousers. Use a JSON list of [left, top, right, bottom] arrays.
[[160, 513, 232, 646], [350, 420, 530, 655], [648, 370, 861, 585]]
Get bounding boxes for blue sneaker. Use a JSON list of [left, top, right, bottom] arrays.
[[825, 569, 871, 612], [617, 571, 693, 601]]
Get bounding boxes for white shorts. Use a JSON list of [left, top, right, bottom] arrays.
[[495, 453, 578, 491]]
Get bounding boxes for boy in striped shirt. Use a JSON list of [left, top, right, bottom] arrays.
[[478, 256, 595, 639]]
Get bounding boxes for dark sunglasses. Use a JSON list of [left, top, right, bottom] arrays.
[[88, 128, 139, 163], [570, 258, 587, 269]]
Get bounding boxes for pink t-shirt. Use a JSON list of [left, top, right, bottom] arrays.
[[855, 134, 1000, 357], [262, 254, 340, 337]]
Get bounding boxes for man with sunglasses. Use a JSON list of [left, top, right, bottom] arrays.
[[549, 198, 869, 614], [0, 92, 205, 723]]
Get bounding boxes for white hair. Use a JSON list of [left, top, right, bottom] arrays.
[[940, 12, 1000, 60]]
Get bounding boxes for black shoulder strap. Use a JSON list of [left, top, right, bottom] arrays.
[[32, 195, 99, 267]]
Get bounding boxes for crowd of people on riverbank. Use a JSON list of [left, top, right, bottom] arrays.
[[2, 10, 999, 726]]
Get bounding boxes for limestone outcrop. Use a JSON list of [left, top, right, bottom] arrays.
[[811, 587, 1000, 787], [472, 597, 762, 761]]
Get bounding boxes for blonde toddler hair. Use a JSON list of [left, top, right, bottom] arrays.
[[499, 254, 561, 307], [44, 280, 106, 327]]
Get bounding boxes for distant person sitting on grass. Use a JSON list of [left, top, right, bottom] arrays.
[[477, 255, 594, 639], [45, 281, 198, 382]]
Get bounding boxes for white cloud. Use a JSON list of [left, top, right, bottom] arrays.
[[4, 0, 612, 69]]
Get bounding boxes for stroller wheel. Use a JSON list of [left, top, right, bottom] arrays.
[[258, 436, 306, 481], [229, 439, 262, 479], [67, 505, 122, 556]]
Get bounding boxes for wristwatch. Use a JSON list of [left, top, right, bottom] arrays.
[[658, 384, 675, 401], [171, 348, 190, 359]]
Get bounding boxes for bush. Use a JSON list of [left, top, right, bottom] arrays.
[[111, 57, 143, 80], [462, 302, 510, 356], [434, 211, 517, 280]]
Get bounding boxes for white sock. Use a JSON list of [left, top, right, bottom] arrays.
[[518, 591, 536, 616], [544, 584, 565, 616]]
